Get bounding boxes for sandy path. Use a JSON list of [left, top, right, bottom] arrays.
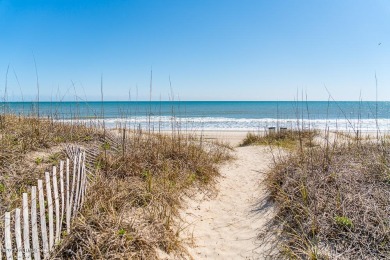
[[177, 145, 276, 259]]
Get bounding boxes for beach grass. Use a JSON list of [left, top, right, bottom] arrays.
[[240, 129, 318, 149], [0, 114, 101, 211], [0, 113, 231, 258], [261, 131, 390, 259]]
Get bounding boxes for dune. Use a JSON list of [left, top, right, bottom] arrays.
[[162, 131, 277, 259]]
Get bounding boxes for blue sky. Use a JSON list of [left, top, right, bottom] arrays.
[[0, 0, 389, 101]]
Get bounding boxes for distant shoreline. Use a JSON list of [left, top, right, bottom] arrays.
[[3, 100, 390, 132]]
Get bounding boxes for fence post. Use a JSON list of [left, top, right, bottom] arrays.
[[5, 212, 13, 259], [66, 158, 71, 234], [38, 179, 49, 258], [31, 186, 40, 260], [52, 166, 61, 244], [80, 152, 87, 206], [74, 152, 82, 214], [69, 155, 77, 220], [59, 160, 65, 235], [45, 171, 54, 251], [23, 193, 31, 259], [15, 208, 23, 259], [77, 151, 85, 210]]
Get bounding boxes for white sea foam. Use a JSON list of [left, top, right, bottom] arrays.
[[61, 116, 390, 132]]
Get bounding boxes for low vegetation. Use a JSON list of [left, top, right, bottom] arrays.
[[54, 130, 231, 258], [0, 114, 101, 212], [0, 114, 231, 258], [262, 131, 390, 259], [240, 129, 318, 149]]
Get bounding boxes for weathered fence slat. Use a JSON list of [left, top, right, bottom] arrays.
[[76, 152, 85, 211], [77, 154, 83, 211], [69, 155, 77, 220], [45, 171, 54, 251], [73, 152, 82, 214], [83, 153, 88, 203], [52, 166, 61, 244], [15, 208, 23, 259], [66, 158, 71, 233], [80, 152, 87, 207], [23, 193, 31, 259], [31, 186, 40, 260], [59, 160, 65, 235], [5, 212, 13, 259], [38, 179, 49, 258], [1, 147, 90, 259]]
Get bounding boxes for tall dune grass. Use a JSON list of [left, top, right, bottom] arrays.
[[258, 128, 390, 259], [0, 110, 231, 258], [240, 129, 318, 149]]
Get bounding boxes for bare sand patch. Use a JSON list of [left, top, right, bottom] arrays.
[[164, 132, 277, 259]]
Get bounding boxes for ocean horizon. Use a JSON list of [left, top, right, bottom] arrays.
[[2, 101, 390, 131]]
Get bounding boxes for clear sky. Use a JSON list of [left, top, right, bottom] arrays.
[[0, 0, 389, 101]]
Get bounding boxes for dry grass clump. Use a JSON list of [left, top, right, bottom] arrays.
[[240, 129, 318, 149], [0, 114, 102, 213], [53, 174, 166, 259], [1, 113, 231, 258], [265, 136, 390, 259], [0, 114, 99, 153], [53, 130, 231, 258]]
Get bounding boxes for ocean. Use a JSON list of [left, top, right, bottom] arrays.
[[3, 101, 390, 131]]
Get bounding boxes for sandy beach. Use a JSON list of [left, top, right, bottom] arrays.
[[164, 130, 257, 147], [158, 131, 277, 259], [3, 1, 388, 258], [195, 130, 249, 147]]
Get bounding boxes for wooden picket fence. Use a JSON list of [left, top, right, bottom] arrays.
[[0, 147, 89, 259]]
